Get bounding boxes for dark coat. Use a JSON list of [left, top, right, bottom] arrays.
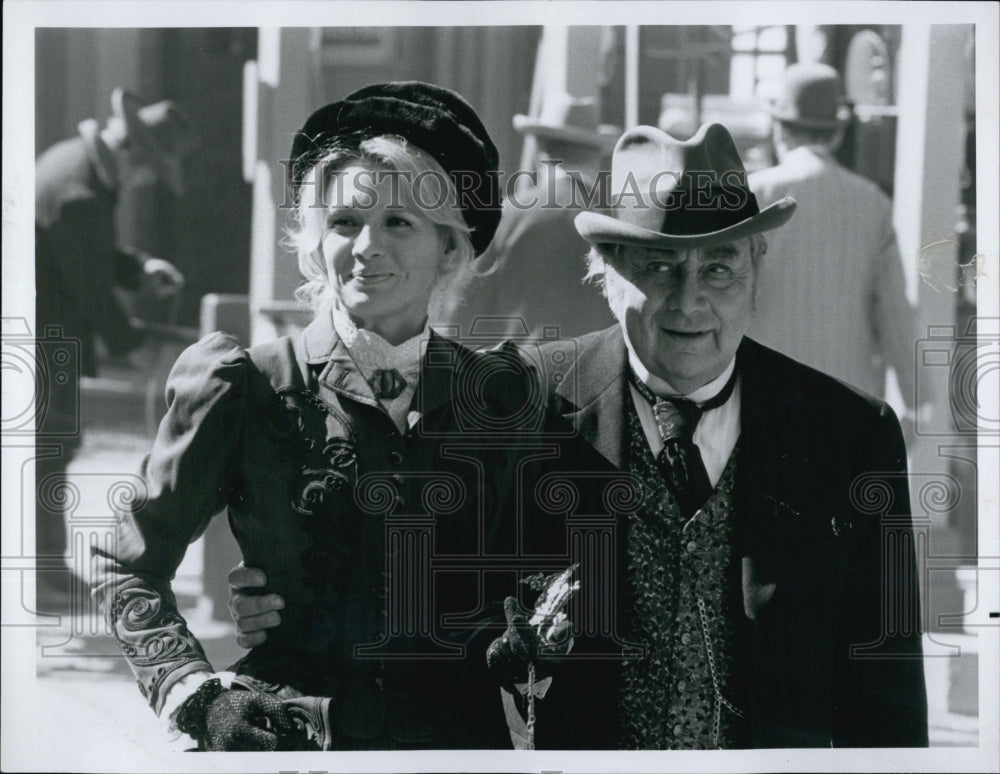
[[35, 129, 146, 377], [94, 312, 550, 748], [526, 325, 928, 749]]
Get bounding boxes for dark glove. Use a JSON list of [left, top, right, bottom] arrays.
[[176, 679, 297, 751], [486, 596, 571, 693]]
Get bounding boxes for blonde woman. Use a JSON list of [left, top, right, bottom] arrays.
[[95, 82, 539, 751]]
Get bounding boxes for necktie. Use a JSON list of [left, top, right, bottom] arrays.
[[631, 368, 737, 518], [371, 368, 408, 400]]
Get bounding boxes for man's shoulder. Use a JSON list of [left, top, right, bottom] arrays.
[[750, 153, 890, 208], [741, 338, 896, 422]]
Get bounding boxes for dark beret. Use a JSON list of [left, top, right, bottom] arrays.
[[289, 81, 502, 255]]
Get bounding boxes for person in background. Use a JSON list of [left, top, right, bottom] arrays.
[[93, 81, 548, 751], [232, 121, 928, 749], [441, 92, 617, 341], [747, 63, 919, 419], [35, 88, 195, 608]]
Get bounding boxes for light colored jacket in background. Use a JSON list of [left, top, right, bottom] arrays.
[[748, 145, 917, 406]]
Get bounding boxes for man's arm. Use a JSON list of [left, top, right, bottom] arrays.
[[871, 200, 919, 410], [833, 402, 929, 746]]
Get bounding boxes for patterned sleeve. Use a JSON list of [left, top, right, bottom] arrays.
[[92, 332, 250, 715]]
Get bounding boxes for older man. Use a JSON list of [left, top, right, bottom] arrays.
[[229, 123, 928, 749]]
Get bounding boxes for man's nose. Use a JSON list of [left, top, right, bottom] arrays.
[[669, 269, 706, 314]]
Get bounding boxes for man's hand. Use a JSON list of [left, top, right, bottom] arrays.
[[141, 257, 184, 299], [228, 564, 285, 649]]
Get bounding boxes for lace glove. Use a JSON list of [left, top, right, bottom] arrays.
[[175, 678, 297, 751]]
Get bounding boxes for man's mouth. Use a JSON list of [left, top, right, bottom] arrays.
[[662, 328, 712, 340]]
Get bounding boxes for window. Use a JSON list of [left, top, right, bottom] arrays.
[[730, 26, 788, 101]]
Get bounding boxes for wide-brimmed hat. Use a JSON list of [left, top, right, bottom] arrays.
[[575, 123, 796, 249], [513, 92, 619, 151], [768, 62, 851, 130], [111, 88, 198, 196], [289, 81, 501, 256]]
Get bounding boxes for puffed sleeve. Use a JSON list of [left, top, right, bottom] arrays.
[[92, 332, 250, 715]]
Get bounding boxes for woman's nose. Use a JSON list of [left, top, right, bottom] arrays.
[[352, 224, 384, 260]]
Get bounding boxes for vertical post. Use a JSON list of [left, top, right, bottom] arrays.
[[625, 25, 640, 128], [891, 26, 976, 707]]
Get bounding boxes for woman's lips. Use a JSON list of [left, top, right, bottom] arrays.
[[350, 273, 393, 286]]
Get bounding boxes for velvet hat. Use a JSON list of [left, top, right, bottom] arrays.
[[111, 88, 199, 196], [574, 123, 796, 249], [769, 62, 851, 130], [289, 81, 502, 255]]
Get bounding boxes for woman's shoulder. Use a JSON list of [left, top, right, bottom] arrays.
[[170, 331, 250, 383]]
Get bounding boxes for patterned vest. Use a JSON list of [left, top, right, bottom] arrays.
[[618, 402, 748, 749]]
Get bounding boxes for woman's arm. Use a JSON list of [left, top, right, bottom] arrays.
[[92, 333, 250, 715]]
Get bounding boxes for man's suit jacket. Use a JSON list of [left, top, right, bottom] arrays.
[[529, 325, 928, 748]]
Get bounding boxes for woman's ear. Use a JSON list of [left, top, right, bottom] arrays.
[[438, 229, 461, 274]]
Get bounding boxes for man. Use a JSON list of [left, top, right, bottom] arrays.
[[440, 92, 617, 340], [747, 62, 918, 410], [230, 122, 928, 749], [35, 87, 195, 605]]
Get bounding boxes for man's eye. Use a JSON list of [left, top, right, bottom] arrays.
[[646, 262, 674, 274], [705, 263, 733, 275]]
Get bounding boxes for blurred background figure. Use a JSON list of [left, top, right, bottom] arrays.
[[440, 92, 618, 340], [747, 63, 919, 419], [34, 87, 197, 609]]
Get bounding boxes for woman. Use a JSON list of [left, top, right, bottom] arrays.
[[94, 81, 540, 751]]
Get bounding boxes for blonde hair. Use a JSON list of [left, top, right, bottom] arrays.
[[287, 135, 475, 312]]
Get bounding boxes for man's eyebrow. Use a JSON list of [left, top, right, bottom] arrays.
[[701, 245, 740, 260]]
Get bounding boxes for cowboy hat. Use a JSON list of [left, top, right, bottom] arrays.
[[768, 62, 851, 130], [289, 81, 502, 256], [111, 88, 198, 196], [575, 123, 796, 249], [513, 92, 619, 151]]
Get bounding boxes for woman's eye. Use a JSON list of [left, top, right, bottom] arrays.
[[386, 215, 412, 228], [326, 214, 357, 230]]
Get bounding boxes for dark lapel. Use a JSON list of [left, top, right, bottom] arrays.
[[551, 325, 630, 469], [411, 331, 462, 418], [300, 310, 380, 409]]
